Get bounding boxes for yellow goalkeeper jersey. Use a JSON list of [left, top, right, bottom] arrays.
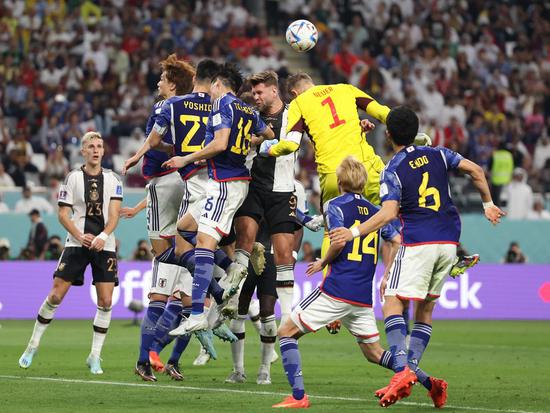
[[287, 84, 390, 174]]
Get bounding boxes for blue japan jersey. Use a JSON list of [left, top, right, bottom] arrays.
[[206, 93, 267, 181], [380, 145, 463, 245], [322, 193, 398, 307], [155, 93, 212, 179], [142, 100, 175, 179]]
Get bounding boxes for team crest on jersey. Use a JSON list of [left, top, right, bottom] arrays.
[[158, 278, 167, 288], [90, 182, 100, 201]]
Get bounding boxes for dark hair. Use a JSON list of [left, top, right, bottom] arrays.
[[386, 106, 419, 146], [213, 63, 243, 93], [195, 59, 220, 82]]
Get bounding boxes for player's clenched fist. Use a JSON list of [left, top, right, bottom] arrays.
[[162, 155, 190, 169], [329, 227, 353, 244]]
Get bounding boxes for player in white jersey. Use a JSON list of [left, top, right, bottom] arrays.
[[18, 132, 123, 374]]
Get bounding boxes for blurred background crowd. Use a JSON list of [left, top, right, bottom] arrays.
[[0, 0, 548, 260]]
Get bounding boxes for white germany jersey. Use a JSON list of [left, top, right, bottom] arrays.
[[58, 167, 123, 252]]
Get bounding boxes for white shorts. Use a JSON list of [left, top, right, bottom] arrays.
[[198, 179, 249, 242], [149, 260, 193, 298], [179, 168, 209, 225], [291, 288, 380, 343], [385, 243, 457, 301], [146, 172, 185, 239]]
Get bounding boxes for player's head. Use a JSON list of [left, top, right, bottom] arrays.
[[210, 63, 244, 100], [158, 54, 195, 98], [386, 106, 419, 147], [249, 71, 281, 112], [194, 59, 220, 86], [336, 156, 367, 194], [80, 131, 104, 167], [239, 91, 257, 108], [287, 72, 315, 99]]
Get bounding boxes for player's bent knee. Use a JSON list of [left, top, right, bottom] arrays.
[[149, 293, 169, 302], [97, 297, 112, 309], [48, 293, 63, 306]]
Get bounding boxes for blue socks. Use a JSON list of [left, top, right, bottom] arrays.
[[280, 337, 305, 400], [408, 322, 433, 390], [208, 277, 225, 305], [150, 301, 183, 354], [138, 300, 166, 363], [168, 306, 192, 364], [178, 230, 197, 245], [214, 249, 233, 271], [192, 248, 214, 315], [384, 315, 408, 372], [379, 350, 394, 370], [156, 247, 196, 273]]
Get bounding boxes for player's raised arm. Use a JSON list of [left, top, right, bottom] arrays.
[[123, 120, 168, 175], [263, 99, 302, 157], [349, 85, 391, 124], [455, 156, 505, 225], [120, 197, 146, 218]]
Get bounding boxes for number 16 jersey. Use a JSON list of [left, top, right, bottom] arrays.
[[380, 145, 463, 246], [207, 92, 267, 182]]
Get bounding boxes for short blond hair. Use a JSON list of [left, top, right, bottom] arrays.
[[336, 156, 367, 194], [286, 72, 313, 95], [81, 131, 103, 148]]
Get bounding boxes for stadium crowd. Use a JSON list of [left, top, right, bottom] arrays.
[[0, 0, 548, 221]]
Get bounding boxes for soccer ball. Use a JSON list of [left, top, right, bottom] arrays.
[[285, 19, 318, 52]]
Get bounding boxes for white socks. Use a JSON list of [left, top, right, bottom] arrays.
[[276, 264, 295, 324], [91, 306, 112, 358], [229, 315, 246, 373], [260, 315, 277, 369], [29, 298, 59, 348]]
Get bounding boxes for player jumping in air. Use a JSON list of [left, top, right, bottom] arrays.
[[272, 156, 401, 409], [19, 132, 123, 375], [163, 63, 274, 334], [330, 107, 505, 408]]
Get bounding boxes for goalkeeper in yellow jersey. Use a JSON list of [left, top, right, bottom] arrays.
[[260, 72, 390, 206]]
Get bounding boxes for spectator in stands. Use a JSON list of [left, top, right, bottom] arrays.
[[504, 242, 527, 264], [132, 239, 153, 261], [0, 238, 10, 260], [527, 195, 550, 221], [489, 142, 514, 205], [0, 192, 9, 213], [503, 168, 533, 220], [300, 241, 315, 263], [40, 235, 63, 260], [14, 186, 54, 215], [0, 162, 15, 187], [44, 146, 69, 182], [26, 209, 48, 260]]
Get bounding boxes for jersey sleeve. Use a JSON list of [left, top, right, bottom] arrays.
[[252, 109, 267, 135], [380, 222, 399, 241], [325, 201, 345, 230], [110, 174, 124, 200], [152, 101, 171, 137], [439, 147, 464, 170], [348, 85, 390, 123], [58, 172, 75, 206], [211, 100, 233, 132], [379, 168, 402, 203]]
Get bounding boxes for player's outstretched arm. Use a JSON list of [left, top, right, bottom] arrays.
[[120, 197, 146, 219], [91, 199, 122, 252], [122, 129, 165, 175], [457, 159, 506, 225], [329, 201, 400, 243], [305, 237, 345, 276]]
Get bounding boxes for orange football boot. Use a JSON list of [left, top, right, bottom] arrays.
[[149, 350, 165, 372], [379, 367, 417, 407], [272, 394, 310, 408], [374, 384, 412, 400], [428, 377, 448, 408]]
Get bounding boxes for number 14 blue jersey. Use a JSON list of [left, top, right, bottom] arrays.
[[380, 145, 463, 245]]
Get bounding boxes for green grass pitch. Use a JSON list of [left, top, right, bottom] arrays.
[[0, 320, 548, 413]]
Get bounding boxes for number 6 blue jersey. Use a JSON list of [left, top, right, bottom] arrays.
[[323, 193, 398, 307], [206, 92, 267, 181], [380, 145, 463, 245], [154, 92, 212, 179]]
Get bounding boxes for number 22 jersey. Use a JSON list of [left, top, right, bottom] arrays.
[[380, 145, 463, 246]]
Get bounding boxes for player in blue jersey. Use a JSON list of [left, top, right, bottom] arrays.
[[120, 54, 196, 381], [330, 106, 505, 408], [123, 58, 236, 377], [272, 156, 401, 409], [162, 63, 275, 334]]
